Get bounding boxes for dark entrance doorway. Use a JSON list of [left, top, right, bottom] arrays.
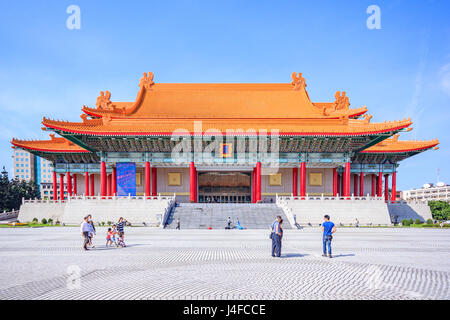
[[198, 171, 251, 203]]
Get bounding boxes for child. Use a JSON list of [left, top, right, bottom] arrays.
[[117, 233, 126, 248], [111, 224, 118, 247], [106, 228, 114, 247]]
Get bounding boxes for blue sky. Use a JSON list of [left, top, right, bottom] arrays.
[[0, 0, 449, 190]]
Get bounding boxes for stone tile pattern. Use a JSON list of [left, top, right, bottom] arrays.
[[0, 228, 449, 300]]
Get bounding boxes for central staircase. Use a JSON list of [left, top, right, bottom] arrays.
[[164, 203, 290, 229]]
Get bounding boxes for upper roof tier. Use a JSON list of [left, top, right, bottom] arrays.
[[42, 116, 412, 136], [11, 134, 90, 153], [81, 72, 367, 120]]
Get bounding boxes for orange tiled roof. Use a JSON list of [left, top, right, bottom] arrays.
[[362, 134, 439, 153], [11, 134, 90, 153], [42, 116, 412, 136], [81, 72, 367, 120]]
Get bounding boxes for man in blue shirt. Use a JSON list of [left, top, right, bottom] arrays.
[[321, 214, 336, 258]]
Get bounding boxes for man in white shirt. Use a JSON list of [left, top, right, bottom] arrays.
[[80, 216, 91, 251]]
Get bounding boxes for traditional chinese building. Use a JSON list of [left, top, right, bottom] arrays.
[[11, 72, 439, 203]]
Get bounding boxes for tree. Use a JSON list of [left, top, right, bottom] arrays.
[[428, 201, 450, 221], [0, 167, 11, 211], [0, 167, 41, 212]]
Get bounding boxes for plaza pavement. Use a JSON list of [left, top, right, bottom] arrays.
[[0, 227, 449, 300]]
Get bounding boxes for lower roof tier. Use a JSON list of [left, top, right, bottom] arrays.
[[11, 134, 439, 165]]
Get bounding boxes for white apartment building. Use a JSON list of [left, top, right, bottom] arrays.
[[402, 183, 450, 202]]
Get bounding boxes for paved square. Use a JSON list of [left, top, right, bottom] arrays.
[[0, 227, 449, 300]]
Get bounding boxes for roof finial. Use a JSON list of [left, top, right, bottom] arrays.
[[334, 91, 350, 110], [139, 71, 155, 90], [291, 72, 306, 91]]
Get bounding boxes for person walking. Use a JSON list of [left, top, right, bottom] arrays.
[[80, 216, 90, 251], [176, 218, 181, 230], [271, 216, 282, 257], [87, 219, 96, 248], [226, 216, 232, 229], [321, 214, 336, 258], [116, 217, 127, 240]]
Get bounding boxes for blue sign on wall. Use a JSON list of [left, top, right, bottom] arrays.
[[116, 162, 136, 196]]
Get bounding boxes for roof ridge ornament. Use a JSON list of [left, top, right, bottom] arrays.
[[392, 133, 399, 142], [363, 114, 373, 124], [102, 114, 112, 125], [291, 72, 306, 90], [334, 91, 350, 110], [80, 113, 89, 124], [139, 71, 155, 90], [96, 90, 113, 110]]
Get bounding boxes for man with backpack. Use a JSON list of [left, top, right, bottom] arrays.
[[321, 214, 336, 258]]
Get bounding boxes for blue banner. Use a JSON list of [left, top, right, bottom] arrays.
[[116, 162, 136, 196]]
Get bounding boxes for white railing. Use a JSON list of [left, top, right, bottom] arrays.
[[23, 193, 176, 204], [275, 195, 297, 228], [275, 193, 386, 202], [0, 210, 19, 221]]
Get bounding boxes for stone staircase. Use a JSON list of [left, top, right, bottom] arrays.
[[165, 203, 291, 229], [387, 202, 433, 223]]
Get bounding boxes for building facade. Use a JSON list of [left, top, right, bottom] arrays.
[[402, 185, 450, 202], [11, 72, 439, 203]]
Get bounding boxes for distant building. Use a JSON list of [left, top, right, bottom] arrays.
[[402, 183, 450, 202]]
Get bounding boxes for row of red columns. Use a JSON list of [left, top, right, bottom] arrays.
[[333, 171, 397, 202], [53, 162, 158, 200], [53, 171, 96, 200], [295, 164, 397, 202]]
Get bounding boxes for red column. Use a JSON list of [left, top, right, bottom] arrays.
[[353, 174, 359, 196], [189, 162, 196, 202], [59, 173, 65, 201], [252, 167, 256, 203], [391, 171, 397, 203], [344, 162, 351, 197], [107, 174, 112, 197], [67, 172, 72, 197], [53, 171, 57, 200], [377, 172, 383, 197], [100, 161, 107, 198], [85, 172, 89, 196], [152, 167, 157, 196], [292, 167, 298, 197], [256, 162, 262, 202], [384, 174, 389, 202], [300, 162, 306, 199], [112, 167, 117, 196], [73, 174, 77, 195], [145, 162, 150, 197], [371, 174, 376, 197], [90, 174, 95, 196], [332, 168, 338, 197], [359, 172, 364, 196], [337, 174, 341, 196]]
